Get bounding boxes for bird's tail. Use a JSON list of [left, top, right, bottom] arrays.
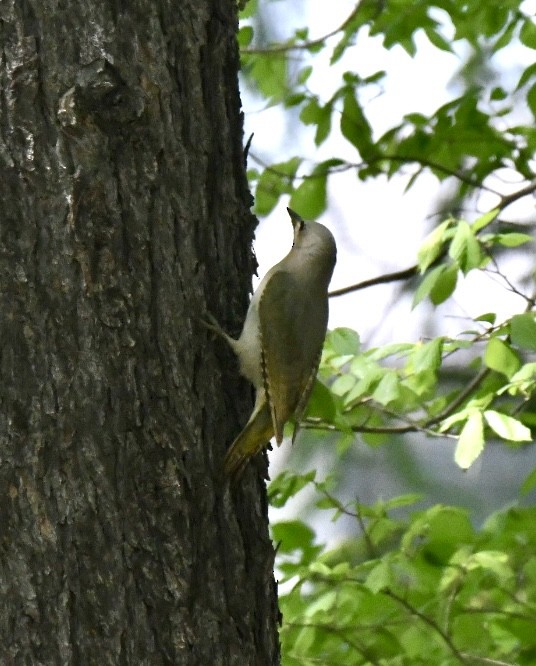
[[224, 401, 274, 481]]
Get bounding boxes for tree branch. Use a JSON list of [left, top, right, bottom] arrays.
[[249, 151, 495, 193], [372, 154, 498, 193], [498, 179, 536, 211], [328, 175, 536, 300], [329, 265, 418, 298], [243, 7, 359, 55]]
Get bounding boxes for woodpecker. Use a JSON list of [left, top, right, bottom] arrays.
[[206, 208, 337, 479]]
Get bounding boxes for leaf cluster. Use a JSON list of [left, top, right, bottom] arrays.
[[309, 258, 536, 472], [240, 0, 536, 217], [271, 473, 536, 666]]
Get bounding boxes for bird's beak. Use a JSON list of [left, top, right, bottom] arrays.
[[287, 207, 303, 228]]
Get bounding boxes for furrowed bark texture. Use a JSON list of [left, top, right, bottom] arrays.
[[0, 1, 279, 664]]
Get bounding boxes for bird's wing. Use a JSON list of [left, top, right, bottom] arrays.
[[259, 270, 328, 443], [291, 352, 322, 444]]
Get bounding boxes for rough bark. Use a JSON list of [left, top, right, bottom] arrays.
[[0, 1, 279, 664]]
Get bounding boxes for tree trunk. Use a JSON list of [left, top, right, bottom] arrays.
[[0, 1, 279, 664]]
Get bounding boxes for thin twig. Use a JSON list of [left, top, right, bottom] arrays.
[[250, 151, 496, 193], [485, 255, 533, 304], [498, 179, 536, 211], [301, 366, 490, 436], [374, 154, 498, 193], [283, 620, 382, 666], [243, 7, 360, 55], [355, 503, 377, 559], [424, 367, 490, 428], [385, 589, 469, 664], [459, 653, 519, 666], [329, 265, 418, 297]]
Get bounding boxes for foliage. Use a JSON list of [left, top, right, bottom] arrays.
[[238, 1, 536, 664], [270, 471, 536, 666], [242, 1, 536, 216]]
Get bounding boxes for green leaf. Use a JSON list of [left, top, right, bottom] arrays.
[[405, 505, 474, 563], [475, 312, 496, 324], [517, 62, 536, 90], [440, 406, 474, 431], [372, 370, 400, 406], [410, 338, 443, 374], [455, 412, 484, 469], [368, 342, 414, 361], [303, 589, 337, 616], [484, 410, 532, 442], [490, 87, 507, 101], [340, 90, 375, 159], [300, 97, 322, 125], [248, 53, 287, 102], [382, 493, 423, 510], [493, 19, 517, 53], [510, 313, 536, 351], [307, 561, 334, 578], [403, 368, 437, 396], [465, 550, 511, 578], [448, 221, 482, 273], [413, 265, 445, 307], [289, 169, 327, 219], [520, 18, 536, 49], [292, 625, 316, 655], [472, 208, 499, 232], [335, 431, 355, 455], [484, 338, 520, 379], [404, 112, 428, 125], [300, 99, 333, 146], [424, 26, 453, 52], [505, 362, 536, 396], [238, 0, 257, 18], [315, 110, 332, 145], [430, 263, 458, 304], [329, 328, 360, 355], [417, 221, 450, 272], [300, 98, 333, 145], [297, 65, 312, 85], [268, 470, 316, 508], [237, 26, 254, 48], [495, 232, 533, 247], [305, 380, 337, 422], [528, 83, 536, 117], [520, 467, 536, 496], [342, 379, 370, 406], [272, 520, 316, 553], [331, 374, 356, 397], [284, 93, 306, 108], [365, 559, 392, 593], [254, 157, 301, 216]]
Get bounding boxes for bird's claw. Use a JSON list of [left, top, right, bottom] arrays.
[[199, 312, 228, 339]]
